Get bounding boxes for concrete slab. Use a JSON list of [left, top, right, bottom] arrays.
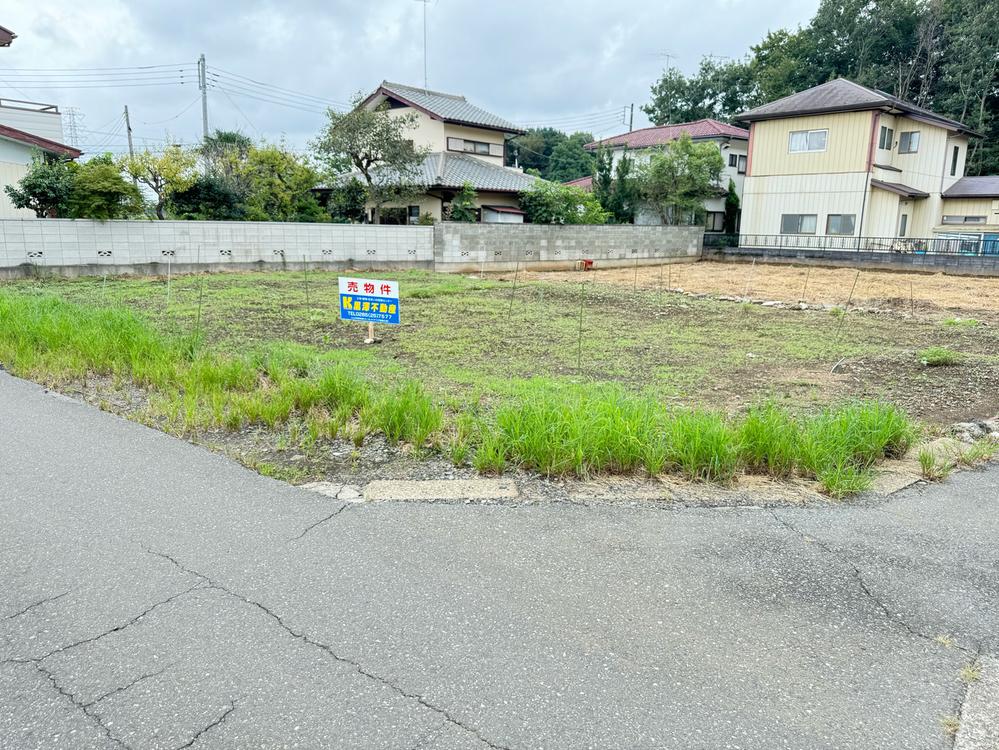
[[363, 479, 518, 503], [955, 657, 999, 750]]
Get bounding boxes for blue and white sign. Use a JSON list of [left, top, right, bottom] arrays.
[[338, 277, 401, 325]]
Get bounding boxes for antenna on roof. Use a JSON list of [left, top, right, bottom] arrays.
[[414, 0, 432, 91]]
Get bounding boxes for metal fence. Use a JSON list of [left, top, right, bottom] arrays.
[[711, 233, 999, 257]]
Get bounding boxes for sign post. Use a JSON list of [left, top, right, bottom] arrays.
[[338, 277, 401, 344]]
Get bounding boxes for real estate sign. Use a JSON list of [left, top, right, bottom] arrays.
[[338, 277, 400, 325]]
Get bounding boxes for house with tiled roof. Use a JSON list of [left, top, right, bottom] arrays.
[[584, 119, 749, 231], [0, 99, 81, 218], [337, 81, 538, 224], [736, 77, 995, 243]]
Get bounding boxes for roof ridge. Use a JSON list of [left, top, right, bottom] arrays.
[[382, 80, 466, 102]]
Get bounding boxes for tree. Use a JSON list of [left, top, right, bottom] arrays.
[[325, 177, 368, 223], [122, 145, 198, 219], [239, 144, 326, 222], [311, 96, 428, 223], [723, 178, 740, 234], [201, 129, 253, 185], [446, 182, 478, 222], [166, 175, 246, 221], [546, 132, 595, 182], [506, 127, 563, 175], [67, 154, 144, 220], [638, 133, 724, 225], [519, 181, 608, 225], [3, 153, 74, 217], [593, 149, 639, 224]]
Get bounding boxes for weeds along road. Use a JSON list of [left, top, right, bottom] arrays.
[[1, 370, 996, 750]]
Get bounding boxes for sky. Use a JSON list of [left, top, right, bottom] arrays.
[[1, 0, 819, 159]]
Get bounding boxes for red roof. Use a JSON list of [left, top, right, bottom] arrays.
[[564, 175, 593, 191], [585, 118, 748, 150], [0, 123, 81, 158]]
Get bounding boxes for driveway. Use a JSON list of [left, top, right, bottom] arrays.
[[1, 371, 996, 749]]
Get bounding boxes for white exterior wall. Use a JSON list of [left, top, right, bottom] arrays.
[[0, 139, 38, 219], [0, 104, 64, 142]]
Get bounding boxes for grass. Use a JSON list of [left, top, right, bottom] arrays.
[[919, 449, 953, 481], [943, 317, 979, 328], [919, 346, 963, 367], [0, 278, 935, 496]]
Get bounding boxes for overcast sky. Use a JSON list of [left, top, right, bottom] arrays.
[[2, 0, 818, 158]]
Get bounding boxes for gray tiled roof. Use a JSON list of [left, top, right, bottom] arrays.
[[737, 78, 973, 134], [943, 176, 999, 199], [379, 82, 524, 133], [326, 152, 540, 193]]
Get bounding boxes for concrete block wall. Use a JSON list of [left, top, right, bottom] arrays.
[[434, 223, 704, 272], [0, 219, 704, 278]]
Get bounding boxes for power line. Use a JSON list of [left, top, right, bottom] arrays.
[[217, 86, 260, 136], [206, 77, 333, 112], [518, 107, 626, 127], [140, 96, 202, 125], [0, 63, 193, 72], [207, 67, 349, 108], [208, 84, 330, 116]]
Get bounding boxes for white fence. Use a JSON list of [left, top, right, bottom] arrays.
[[0, 218, 704, 277]]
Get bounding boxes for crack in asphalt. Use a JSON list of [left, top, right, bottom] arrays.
[[85, 665, 171, 709], [289, 503, 351, 542], [35, 662, 131, 750], [768, 510, 979, 655], [951, 648, 984, 749], [4, 591, 71, 621], [172, 699, 239, 750], [145, 548, 514, 750]]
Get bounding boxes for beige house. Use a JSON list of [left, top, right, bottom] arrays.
[[583, 119, 749, 231], [0, 99, 80, 218], [738, 78, 983, 244], [346, 82, 537, 223]]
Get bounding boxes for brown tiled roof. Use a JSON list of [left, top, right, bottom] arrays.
[[585, 119, 748, 150], [0, 123, 81, 158], [737, 78, 975, 135], [564, 175, 593, 191]]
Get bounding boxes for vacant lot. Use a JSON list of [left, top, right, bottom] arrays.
[[2, 263, 997, 494]]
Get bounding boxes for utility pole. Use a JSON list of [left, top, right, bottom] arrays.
[[197, 53, 209, 142], [124, 105, 137, 186], [629, 103, 634, 132]]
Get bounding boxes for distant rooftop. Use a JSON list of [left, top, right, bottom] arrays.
[[0, 122, 80, 158], [737, 78, 975, 135], [585, 119, 748, 150], [0, 25, 15, 47], [943, 176, 999, 199], [362, 81, 524, 135]]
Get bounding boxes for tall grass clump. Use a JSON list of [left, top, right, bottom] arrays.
[[366, 380, 443, 447], [738, 402, 801, 478]]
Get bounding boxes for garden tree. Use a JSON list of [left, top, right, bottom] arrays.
[[3, 153, 74, 217], [122, 145, 198, 219], [638, 133, 723, 225], [506, 127, 563, 175], [311, 96, 428, 223], [446, 182, 478, 222], [593, 149, 639, 223], [201, 129, 253, 185], [67, 154, 144, 220], [166, 175, 246, 221], [519, 180, 608, 225], [545, 132, 595, 183], [325, 177, 368, 223], [238, 144, 326, 222], [723, 178, 740, 234], [593, 148, 614, 203]]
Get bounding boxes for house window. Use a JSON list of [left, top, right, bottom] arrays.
[[448, 137, 493, 155], [780, 214, 818, 234], [899, 214, 908, 237], [899, 131, 920, 154], [942, 215, 986, 224], [950, 146, 960, 177], [407, 205, 420, 224], [826, 214, 856, 235], [789, 129, 828, 153], [737, 155, 747, 174], [879, 126, 894, 150], [704, 211, 725, 232], [729, 154, 738, 167]]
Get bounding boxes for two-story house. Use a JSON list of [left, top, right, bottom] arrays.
[[346, 81, 538, 223], [737, 78, 980, 244], [583, 119, 749, 231]]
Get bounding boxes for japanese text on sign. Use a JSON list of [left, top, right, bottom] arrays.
[[338, 277, 400, 325]]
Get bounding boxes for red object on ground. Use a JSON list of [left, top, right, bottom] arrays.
[[582, 259, 594, 271]]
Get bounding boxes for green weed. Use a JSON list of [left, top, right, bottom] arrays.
[[919, 346, 963, 366]]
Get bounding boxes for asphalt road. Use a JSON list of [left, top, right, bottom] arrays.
[[1, 371, 996, 750]]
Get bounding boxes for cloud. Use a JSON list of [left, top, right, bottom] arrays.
[[0, 0, 819, 154]]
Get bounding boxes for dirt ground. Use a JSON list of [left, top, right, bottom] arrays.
[[521, 260, 999, 320]]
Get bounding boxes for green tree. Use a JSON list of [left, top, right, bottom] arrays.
[[325, 177, 368, 223], [311, 95, 428, 223], [67, 154, 144, 220], [238, 144, 326, 222], [546, 132, 595, 182], [446, 182, 478, 222], [637, 133, 724, 225], [519, 180, 608, 224], [201, 129, 253, 183], [723, 178, 740, 234], [506, 127, 563, 175], [593, 149, 639, 224], [122, 144, 198, 219], [166, 175, 246, 221], [3, 153, 74, 217]]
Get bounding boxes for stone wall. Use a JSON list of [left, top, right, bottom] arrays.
[[0, 218, 704, 278]]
